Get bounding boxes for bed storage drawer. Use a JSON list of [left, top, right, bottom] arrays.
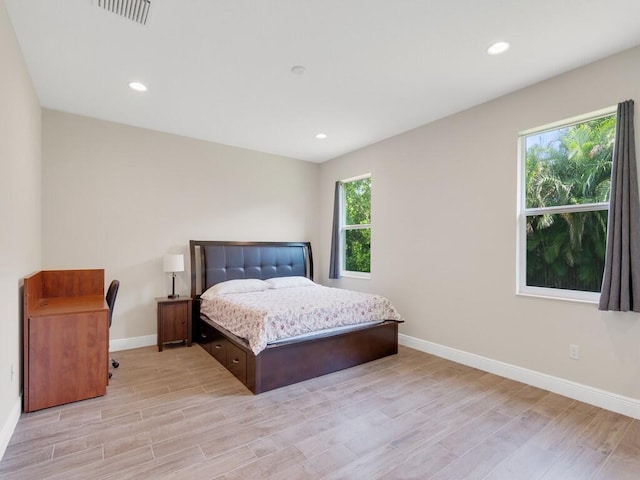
[[210, 338, 227, 364], [198, 318, 246, 382], [199, 321, 226, 361], [226, 343, 247, 383]]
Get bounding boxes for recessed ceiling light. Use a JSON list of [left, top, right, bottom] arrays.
[[487, 41, 510, 55], [128, 81, 147, 92], [291, 65, 306, 75], [315, 133, 328, 140]]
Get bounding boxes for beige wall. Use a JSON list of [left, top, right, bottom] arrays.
[[42, 110, 320, 343], [319, 46, 640, 400], [0, 0, 41, 444]]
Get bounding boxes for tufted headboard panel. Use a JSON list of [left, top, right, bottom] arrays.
[[190, 241, 313, 297]]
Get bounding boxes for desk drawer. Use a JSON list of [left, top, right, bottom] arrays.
[[27, 311, 108, 412], [226, 343, 246, 383]]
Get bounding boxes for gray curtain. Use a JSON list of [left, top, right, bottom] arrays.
[[599, 100, 640, 312], [329, 181, 341, 279]]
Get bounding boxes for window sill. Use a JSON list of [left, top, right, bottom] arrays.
[[340, 272, 371, 280], [516, 286, 599, 304]]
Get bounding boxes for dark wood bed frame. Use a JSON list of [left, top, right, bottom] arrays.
[[189, 240, 401, 394]]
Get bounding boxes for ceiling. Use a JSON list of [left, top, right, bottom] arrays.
[[5, 0, 640, 163]]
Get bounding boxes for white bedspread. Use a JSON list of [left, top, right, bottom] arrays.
[[200, 285, 402, 355]]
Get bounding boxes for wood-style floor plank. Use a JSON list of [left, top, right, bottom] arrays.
[[0, 344, 636, 479]]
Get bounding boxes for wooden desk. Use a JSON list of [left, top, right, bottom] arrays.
[[23, 269, 109, 412]]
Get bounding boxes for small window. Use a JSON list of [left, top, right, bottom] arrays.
[[517, 109, 616, 301], [341, 175, 371, 277]]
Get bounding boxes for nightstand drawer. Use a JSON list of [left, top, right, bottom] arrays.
[[160, 302, 188, 341], [226, 343, 246, 383]]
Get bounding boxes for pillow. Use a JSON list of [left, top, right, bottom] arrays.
[[201, 279, 271, 299], [265, 276, 317, 289]]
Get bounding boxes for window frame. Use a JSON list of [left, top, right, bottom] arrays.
[[516, 106, 616, 303], [340, 173, 372, 279]]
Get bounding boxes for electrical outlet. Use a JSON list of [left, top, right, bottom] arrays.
[[569, 344, 579, 360]]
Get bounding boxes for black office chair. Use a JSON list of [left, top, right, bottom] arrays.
[[106, 280, 120, 378]]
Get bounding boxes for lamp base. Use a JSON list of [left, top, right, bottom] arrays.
[[168, 273, 179, 299]]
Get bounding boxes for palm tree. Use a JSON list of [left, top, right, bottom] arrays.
[[525, 115, 615, 291]]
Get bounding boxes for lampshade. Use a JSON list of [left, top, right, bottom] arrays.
[[163, 254, 184, 273]]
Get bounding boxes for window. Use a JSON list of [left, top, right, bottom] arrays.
[[517, 108, 616, 301], [341, 175, 371, 277]]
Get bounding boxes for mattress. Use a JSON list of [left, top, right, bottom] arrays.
[[200, 284, 402, 354]]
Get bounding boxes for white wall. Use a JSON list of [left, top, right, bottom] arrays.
[[319, 46, 640, 402], [42, 110, 320, 344], [0, 0, 41, 457]]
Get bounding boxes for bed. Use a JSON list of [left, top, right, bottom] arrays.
[[189, 240, 403, 394]]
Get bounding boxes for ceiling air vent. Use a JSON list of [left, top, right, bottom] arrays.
[[96, 0, 151, 26]]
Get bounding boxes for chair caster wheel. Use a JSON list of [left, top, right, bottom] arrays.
[[112, 360, 119, 368], [109, 372, 112, 379]]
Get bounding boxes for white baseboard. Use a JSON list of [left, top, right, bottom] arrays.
[[399, 334, 640, 420], [0, 397, 21, 461], [109, 334, 157, 352]]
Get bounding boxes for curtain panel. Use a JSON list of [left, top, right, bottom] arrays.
[[329, 181, 341, 279], [599, 100, 640, 312]]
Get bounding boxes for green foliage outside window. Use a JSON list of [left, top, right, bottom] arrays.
[[525, 115, 615, 292], [343, 177, 371, 273]]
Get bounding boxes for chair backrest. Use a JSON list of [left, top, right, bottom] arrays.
[[105, 279, 120, 327]]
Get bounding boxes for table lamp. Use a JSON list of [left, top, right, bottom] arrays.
[[163, 254, 184, 298]]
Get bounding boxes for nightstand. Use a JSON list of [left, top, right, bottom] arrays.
[[156, 297, 192, 352]]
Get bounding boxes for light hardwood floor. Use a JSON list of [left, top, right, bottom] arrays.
[[1, 344, 638, 479]]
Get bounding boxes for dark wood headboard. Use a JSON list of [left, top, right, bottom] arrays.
[[189, 240, 313, 298]]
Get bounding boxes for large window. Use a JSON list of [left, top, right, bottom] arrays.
[[341, 175, 371, 277], [518, 108, 616, 301]]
